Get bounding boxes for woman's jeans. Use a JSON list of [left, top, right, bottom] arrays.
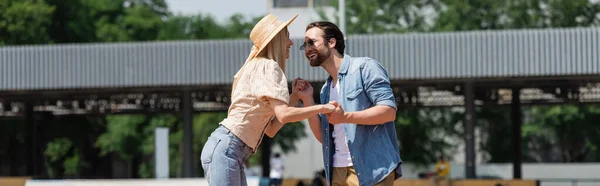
[[201, 125, 253, 186]]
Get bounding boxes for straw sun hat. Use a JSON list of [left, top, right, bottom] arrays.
[[234, 14, 298, 79], [229, 14, 298, 101], [246, 13, 298, 62]]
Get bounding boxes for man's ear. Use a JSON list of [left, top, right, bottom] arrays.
[[328, 38, 337, 49]]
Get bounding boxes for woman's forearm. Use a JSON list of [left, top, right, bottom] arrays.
[[270, 97, 326, 124], [264, 94, 300, 137], [275, 105, 325, 124]]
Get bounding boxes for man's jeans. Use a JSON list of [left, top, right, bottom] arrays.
[[201, 125, 253, 186]]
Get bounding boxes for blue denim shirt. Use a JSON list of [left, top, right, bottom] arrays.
[[318, 54, 402, 186]]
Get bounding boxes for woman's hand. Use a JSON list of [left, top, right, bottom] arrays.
[[320, 102, 337, 114], [291, 77, 307, 95]]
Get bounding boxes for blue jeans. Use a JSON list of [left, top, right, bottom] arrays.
[[201, 125, 253, 186]]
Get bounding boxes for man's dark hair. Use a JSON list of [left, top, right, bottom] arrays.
[[306, 21, 345, 55]]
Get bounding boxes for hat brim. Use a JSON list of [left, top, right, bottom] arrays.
[[251, 14, 298, 60]]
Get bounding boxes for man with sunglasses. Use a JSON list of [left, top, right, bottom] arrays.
[[293, 21, 402, 186]]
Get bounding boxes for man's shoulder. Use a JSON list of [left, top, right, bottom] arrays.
[[348, 55, 372, 64], [347, 55, 384, 69]]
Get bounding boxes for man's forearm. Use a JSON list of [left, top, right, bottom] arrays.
[[302, 97, 322, 143], [344, 105, 396, 125]]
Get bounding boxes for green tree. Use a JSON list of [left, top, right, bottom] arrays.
[[433, 0, 600, 31], [84, 0, 165, 42], [95, 114, 182, 178], [95, 114, 147, 161], [157, 13, 262, 40], [524, 105, 600, 162], [0, 0, 55, 45], [44, 138, 88, 178], [396, 108, 462, 166], [316, 0, 435, 34]]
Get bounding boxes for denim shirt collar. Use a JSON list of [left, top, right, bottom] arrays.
[[338, 54, 352, 75], [326, 54, 353, 84]]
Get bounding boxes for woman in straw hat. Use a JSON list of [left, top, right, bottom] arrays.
[[200, 14, 336, 185]]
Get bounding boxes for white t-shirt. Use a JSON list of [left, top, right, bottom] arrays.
[[330, 81, 354, 167], [270, 157, 284, 178]]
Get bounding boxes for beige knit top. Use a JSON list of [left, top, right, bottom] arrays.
[[220, 58, 290, 152]]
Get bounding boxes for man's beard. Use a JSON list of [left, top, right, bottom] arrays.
[[308, 48, 331, 67]]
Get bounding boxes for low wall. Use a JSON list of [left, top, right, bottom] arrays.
[[24, 178, 257, 186], [0, 177, 31, 186], [286, 178, 539, 186], [394, 179, 539, 186]]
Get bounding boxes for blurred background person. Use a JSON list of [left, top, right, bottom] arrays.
[[269, 152, 284, 186], [432, 155, 450, 186]]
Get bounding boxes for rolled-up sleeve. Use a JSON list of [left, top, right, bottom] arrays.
[[361, 59, 397, 110]]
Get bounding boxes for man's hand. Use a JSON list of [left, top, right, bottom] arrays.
[[325, 101, 346, 124], [291, 77, 306, 96]]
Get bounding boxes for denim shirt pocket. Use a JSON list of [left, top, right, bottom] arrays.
[[346, 88, 363, 100]]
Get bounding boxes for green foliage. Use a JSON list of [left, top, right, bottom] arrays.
[[524, 105, 600, 162], [136, 114, 179, 178], [63, 152, 89, 177], [273, 122, 307, 154], [95, 114, 146, 160], [433, 0, 600, 31], [395, 108, 462, 167], [317, 0, 600, 35], [0, 0, 258, 45], [44, 138, 89, 178], [0, 0, 55, 45], [157, 13, 258, 40], [316, 0, 434, 34], [45, 138, 73, 163]]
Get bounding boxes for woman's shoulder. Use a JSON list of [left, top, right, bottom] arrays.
[[252, 58, 279, 65], [252, 58, 282, 70]]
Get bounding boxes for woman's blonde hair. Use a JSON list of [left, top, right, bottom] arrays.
[[255, 27, 289, 73]]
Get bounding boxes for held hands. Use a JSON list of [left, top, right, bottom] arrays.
[[292, 77, 313, 100], [321, 103, 337, 114], [324, 101, 345, 124], [292, 77, 345, 124]]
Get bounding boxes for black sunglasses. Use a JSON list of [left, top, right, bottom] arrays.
[[300, 37, 331, 50]]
